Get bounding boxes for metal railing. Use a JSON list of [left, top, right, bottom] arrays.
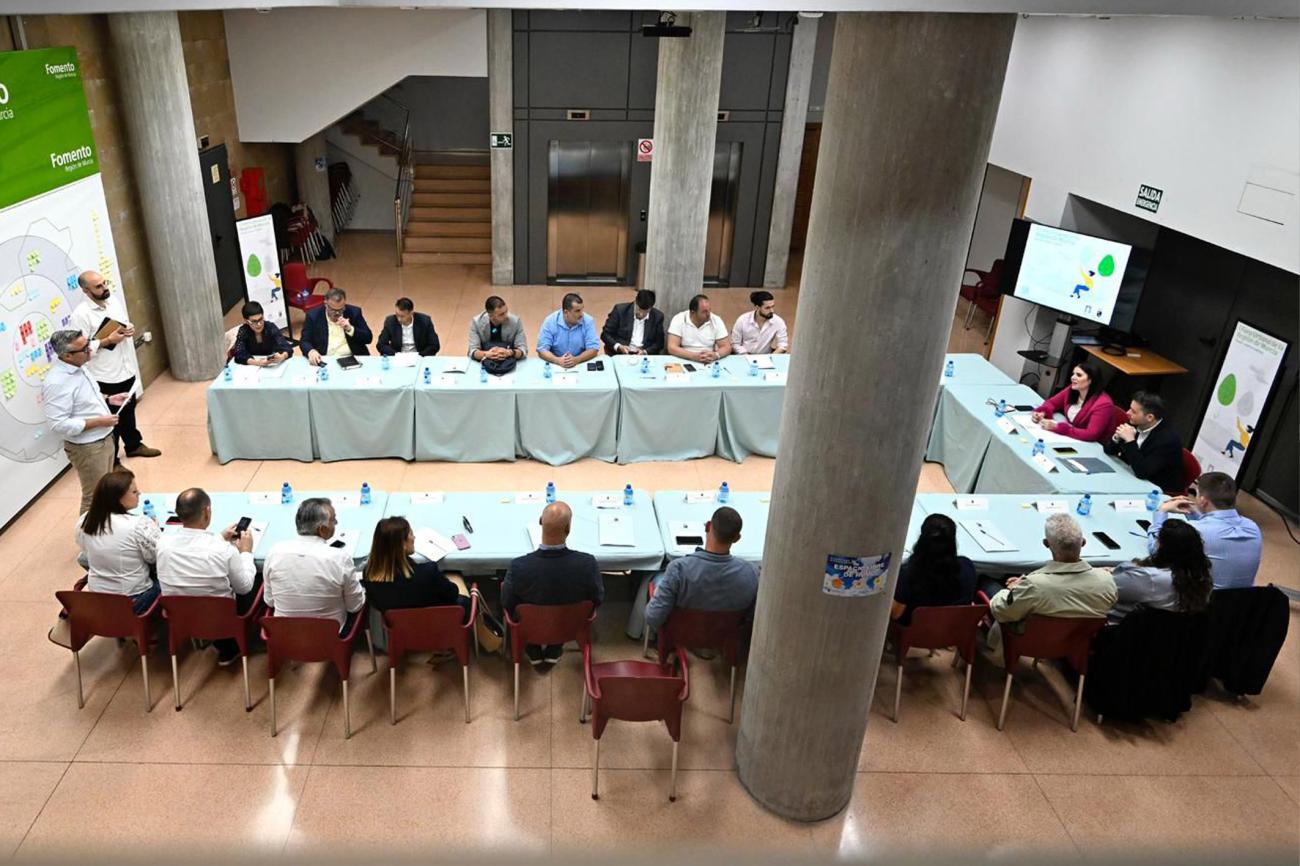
[[384, 95, 414, 267]]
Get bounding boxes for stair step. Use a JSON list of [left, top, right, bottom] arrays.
[[402, 251, 492, 265], [413, 178, 489, 193], [406, 221, 491, 238], [409, 206, 491, 221], [411, 192, 491, 208], [415, 164, 490, 179], [404, 236, 491, 253]]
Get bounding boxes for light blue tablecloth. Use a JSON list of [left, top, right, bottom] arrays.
[[926, 383, 1032, 493], [207, 359, 315, 463], [941, 353, 1015, 388], [974, 426, 1157, 496], [413, 357, 516, 462], [310, 357, 417, 461], [915, 492, 1153, 573], [613, 357, 726, 463], [511, 359, 619, 464], [652, 490, 771, 563], [716, 354, 791, 461], [384, 490, 664, 575]]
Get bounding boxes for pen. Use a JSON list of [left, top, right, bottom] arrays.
[[462, 516, 474, 534], [1128, 530, 1146, 539]]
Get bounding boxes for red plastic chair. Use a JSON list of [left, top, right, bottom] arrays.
[[655, 607, 746, 724], [383, 588, 480, 725], [504, 601, 595, 721], [886, 602, 990, 722], [161, 587, 265, 712], [1179, 449, 1202, 495], [582, 644, 690, 802], [959, 258, 1003, 341], [997, 615, 1106, 732], [282, 262, 331, 318], [55, 587, 161, 712], [1111, 405, 1129, 438], [262, 607, 376, 738]]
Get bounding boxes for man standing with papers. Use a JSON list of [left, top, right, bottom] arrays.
[[68, 270, 161, 459]]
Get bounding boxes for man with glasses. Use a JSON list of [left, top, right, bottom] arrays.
[[43, 329, 127, 514], [68, 270, 161, 459], [232, 301, 292, 366], [263, 498, 366, 635], [299, 287, 373, 366]]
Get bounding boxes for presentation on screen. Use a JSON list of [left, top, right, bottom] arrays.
[[1012, 224, 1131, 324]]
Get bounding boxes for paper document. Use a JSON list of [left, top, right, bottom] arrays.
[[1112, 499, 1146, 513], [1013, 416, 1074, 445], [413, 528, 457, 563], [433, 375, 458, 387], [355, 375, 384, 387], [591, 494, 623, 509], [1035, 499, 1070, 514], [684, 491, 715, 504], [515, 492, 544, 504], [248, 521, 269, 554], [392, 352, 420, 368], [486, 373, 514, 387], [551, 374, 578, 387], [327, 529, 358, 559], [665, 372, 689, 383], [763, 371, 787, 384], [526, 524, 543, 549], [960, 520, 1016, 553], [749, 356, 776, 370], [598, 514, 635, 547], [259, 363, 288, 380], [248, 492, 278, 505], [291, 374, 316, 387], [231, 366, 260, 386], [955, 497, 988, 511], [996, 417, 1018, 434], [620, 356, 641, 366], [1032, 453, 1058, 472], [410, 492, 445, 505], [443, 358, 470, 374]]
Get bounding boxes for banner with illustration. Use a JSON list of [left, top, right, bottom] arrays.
[[1192, 321, 1289, 481], [236, 214, 288, 329]]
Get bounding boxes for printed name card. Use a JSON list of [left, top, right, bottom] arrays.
[[1112, 499, 1147, 513], [996, 417, 1018, 434], [1032, 453, 1058, 472], [1035, 499, 1070, 513], [955, 497, 988, 511], [410, 492, 445, 505]]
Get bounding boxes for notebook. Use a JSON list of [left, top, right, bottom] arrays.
[[598, 514, 635, 547], [413, 528, 457, 563], [526, 523, 543, 549], [1060, 457, 1115, 475], [959, 520, 1016, 553], [749, 356, 776, 370], [392, 352, 420, 368]]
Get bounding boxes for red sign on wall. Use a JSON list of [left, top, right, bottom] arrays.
[[636, 139, 654, 163]]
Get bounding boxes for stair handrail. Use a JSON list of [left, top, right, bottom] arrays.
[[392, 102, 413, 267]]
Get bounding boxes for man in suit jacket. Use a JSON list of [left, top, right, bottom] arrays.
[[467, 295, 528, 361], [299, 287, 372, 364], [500, 501, 603, 665], [376, 297, 440, 356], [1104, 391, 1184, 492], [601, 289, 665, 356]]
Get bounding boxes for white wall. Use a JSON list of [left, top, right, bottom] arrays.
[[224, 8, 487, 143], [965, 163, 1025, 273], [325, 132, 399, 232]]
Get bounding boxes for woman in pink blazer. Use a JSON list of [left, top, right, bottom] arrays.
[[1032, 360, 1117, 442]]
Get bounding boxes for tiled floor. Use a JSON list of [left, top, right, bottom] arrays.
[[1, 233, 1296, 858]]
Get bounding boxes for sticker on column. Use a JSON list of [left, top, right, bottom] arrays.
[[823, 553, 891, 597]]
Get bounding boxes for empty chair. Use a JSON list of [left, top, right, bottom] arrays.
[[282, 262, 332, 322], [384, 588, 480, 725], [504, 601, 595, 721], [997, 615, 1106, 732], [885, 602, 989, 722], [1179, 449, 1202, 495], [262, 609, 376, 738], [582, 645, 690, 802], [161, 587, 265, 712], [653, 606, 746, 724], [56, 586, 161, 712]]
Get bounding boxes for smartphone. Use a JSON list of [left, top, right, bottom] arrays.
[[165, 515, 184, 527], [586, 360, 605, 371], [329, 538, 347, 549], [234, 516, 252, 537], [1013, 404, 1036, 412], [452, 534, 471, 550], [675, 534, 704, 547], [1092, 530, 1121, 551], [683, 363, 697, 373], [1136, 519, 1151, 531], [1052, 446, 1079, 456]]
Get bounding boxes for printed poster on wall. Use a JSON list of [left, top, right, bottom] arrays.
[[235, 214, 287, 329], [1192, 321, 1289, 481]]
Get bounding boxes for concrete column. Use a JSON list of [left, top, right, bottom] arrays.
[[643, 11, 725, 315], [735, 13, 1015, 822], [294, 131, 335, 243], [487, 9, 515, 286], [108, 12, 225, 382], [762, 14, 819, 289]]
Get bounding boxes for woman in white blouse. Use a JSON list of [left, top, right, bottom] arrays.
[[76, 469, 161, 613]]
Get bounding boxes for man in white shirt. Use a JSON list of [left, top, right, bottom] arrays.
[[666, 294, 732, 363], [263, 498, 365, 633], [157, 487, 258, 665], [731, 290, 790, 355], [43, 329, 125, 514], [68, 271, 161, 459]]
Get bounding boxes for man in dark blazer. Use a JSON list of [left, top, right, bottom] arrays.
[[376, 297, 440, 356], [601, 289, 665, 356], [299, 287, 372, 365], [1104, 391, 1185, 493], [500, 501, 603, 665]]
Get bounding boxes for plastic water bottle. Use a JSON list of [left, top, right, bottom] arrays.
[[748, 360, 759, 377], [623, 484, 634, 506], [640, 356, 650, 375], [280, 482, 293, 505], [381, 355, 391, 371], [142, 499, 156, 520], [543, 362, 552, 380], [360, 482, 371, 506], [318, 364, 329, 382], [545, 481, 556, 504], [995, 398, 1007, 417], [479, 365, 488, 384], [1032, 438, 1045, 457], [223, 364, 232, 383], [711, 361, 721, 379], [422, 367, 432, 385], [1076, 493, 1092, 517], [944, 359, 955, 378], [1146, 489, 1162, 515], [718, 481, 730, 504]]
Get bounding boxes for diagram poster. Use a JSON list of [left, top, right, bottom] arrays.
[[0, 47, 124, 528], [236, 214, 287, 329], [1192, 321, 1288, 481]]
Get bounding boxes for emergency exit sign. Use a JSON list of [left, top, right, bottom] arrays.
[[1136, 184, 1163, 213], [490, 133, 513, 149]]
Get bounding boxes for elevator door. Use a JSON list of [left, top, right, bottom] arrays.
[[703, 142, 742, 287], [547, 141, 631, 285]]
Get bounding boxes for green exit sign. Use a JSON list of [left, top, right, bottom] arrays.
[[490, 133, 513, 149]]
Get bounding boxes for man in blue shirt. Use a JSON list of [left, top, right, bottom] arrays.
[[645, 507, 759, 631], [536, 292, 600, 369], [1148, 471, 1262, 589]]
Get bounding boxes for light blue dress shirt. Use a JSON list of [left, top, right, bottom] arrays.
[[42, 359, 114, 445], [1149, 509, 1262, 590], [536, 310, 599, 357]]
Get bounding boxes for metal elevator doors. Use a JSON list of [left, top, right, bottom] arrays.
[[703, 142, 742, 287], [547, 141, 631, 285]]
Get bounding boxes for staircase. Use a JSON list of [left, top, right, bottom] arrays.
[[338, 112, 402, 158], [404, 157, 492, 266]]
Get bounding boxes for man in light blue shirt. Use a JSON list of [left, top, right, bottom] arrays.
[[536, 292, 600, 369], [1148, 471, 1262, 589], [43, 329, 127, 514]]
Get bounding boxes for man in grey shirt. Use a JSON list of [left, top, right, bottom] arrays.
[[467, 295, 528, 362], [645, 507, 759, 631]]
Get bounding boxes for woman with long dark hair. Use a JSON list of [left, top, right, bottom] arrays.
[[1109, 519, 1213, 621], [75, 468, 161, 613], [891, 514, 977, 624], [1031, 359, 1117, 442], [363, 516, 471, 621]]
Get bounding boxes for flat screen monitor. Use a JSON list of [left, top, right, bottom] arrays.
[[1001, 220, 1145, 332]]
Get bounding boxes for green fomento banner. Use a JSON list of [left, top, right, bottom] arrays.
[[0, 46, 99, 211]]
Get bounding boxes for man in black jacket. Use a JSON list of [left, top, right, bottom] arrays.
[[601, 289, 666, 356], [1104, 391, 1184, 493], [376, 297, 440, 356], [501, 501, 604, 665], [299, 287, 372, 364]]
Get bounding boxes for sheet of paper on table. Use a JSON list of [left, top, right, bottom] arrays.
[[665, 372, 689, 383], [960, 520, 1016, 553], [591, 494, 622, 509], [1112, 499, 1146, 513], [486, 374, 514, 387], [355, 375, 384, 387], [414, 528, 457, 562], [291, 374, 317, 386], [334, 493, 359, 508], [1035, 499, 1070, 513], [443, 358, 470, 374], [411, 492, 445, 505], [515, 492, 544, 504], [684, 491, 715, 504], [392, 353, 419, 368], [248, 491, 278, 505], [526, 523, 543, 549], [763, 371, 787, 383], [620, 356, 641, 365], [248, 520, 269, 554], [259, 363, 288, 380], [551, 374, 578, 387], [598, 513, 635, 547], [955, 496, 988, 510], [749, 355, 776, 370], [433, 375, 458, 387], [231, 367, 260, 386], [1013, 416, 1074, 445]]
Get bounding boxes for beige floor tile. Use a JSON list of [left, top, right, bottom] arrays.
[[808, 772, 1075, 857], [285, 766, 550, 854], [1035, 774, 1300, 853], [119, 424, 261, 493], [1274, 775, 1299, 804], [0, 762, 69, 857], [19, 762, 307, 856], [0, 495, 79, 565], [551, 767, 814, 854]]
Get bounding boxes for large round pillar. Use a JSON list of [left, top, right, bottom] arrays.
[[108, 12, 225, 382], [643, 11, 725, 315], [735, 12, 1015, 821]]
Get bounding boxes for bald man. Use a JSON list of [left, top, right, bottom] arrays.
[[67, 270, 161, 460], [500, 501, 604, 666]]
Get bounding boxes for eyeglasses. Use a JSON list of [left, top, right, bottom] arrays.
[[65, 345, 92, 355], [246, 317, 265, 325], [91, 280, 113, 291]]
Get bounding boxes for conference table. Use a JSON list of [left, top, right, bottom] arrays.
[[939, 352, 1016, 388]]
